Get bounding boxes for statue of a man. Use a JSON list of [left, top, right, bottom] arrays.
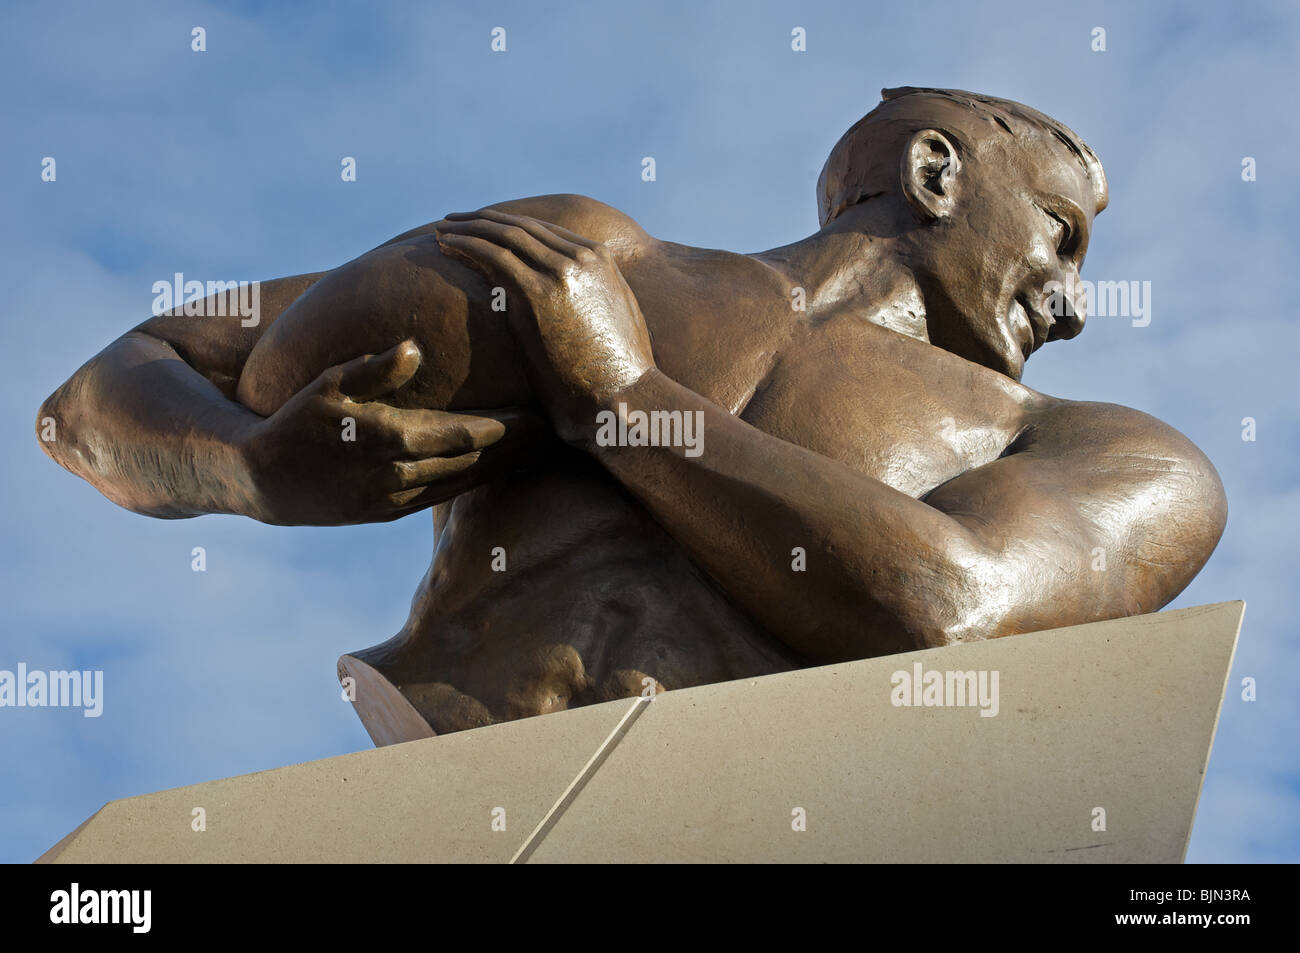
[[37, 88, 1226, 737]]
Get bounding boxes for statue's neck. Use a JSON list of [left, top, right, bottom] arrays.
[[754, 216, 930, 343]]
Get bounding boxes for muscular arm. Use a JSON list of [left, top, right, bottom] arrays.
[[39, 196, 635, 524], [39, 262, 541, 524], [37, 275, 322, 518], [586, 373, 1227, 660]]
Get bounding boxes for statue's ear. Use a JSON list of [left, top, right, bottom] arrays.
[[901, 129, 960, 221]]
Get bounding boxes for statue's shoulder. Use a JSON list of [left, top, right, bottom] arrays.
[[1025, 395, 1225, 508], [1028, 396, 1199, 451], [482, 193, 653, 256]]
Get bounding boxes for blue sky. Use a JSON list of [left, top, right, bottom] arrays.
[[1, 0, 1296, 863]]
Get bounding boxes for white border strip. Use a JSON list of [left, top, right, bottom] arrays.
[[509, 696, 651, 864]]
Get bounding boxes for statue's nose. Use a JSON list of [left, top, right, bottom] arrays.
[[1046, 278, 1087, 340]]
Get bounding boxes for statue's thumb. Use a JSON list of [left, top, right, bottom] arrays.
[[337, 340, 422, 401]]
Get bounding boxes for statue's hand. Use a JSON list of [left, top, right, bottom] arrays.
[[239, 341, 540, 525], [434, 210, 655, 445]]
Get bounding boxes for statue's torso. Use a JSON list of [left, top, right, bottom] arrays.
[[358, 236, 1048, 733]]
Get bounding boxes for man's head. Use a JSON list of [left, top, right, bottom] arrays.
[[818, 87, 1107, 380]]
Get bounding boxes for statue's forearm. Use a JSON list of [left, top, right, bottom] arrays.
[[582, 369, 989, 661], [37, 331, 262, 519]]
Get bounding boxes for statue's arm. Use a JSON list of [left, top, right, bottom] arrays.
[[584, 375, 1227, 660], [35, 275, 322, 519], [37, 272, 533, 525], [431, 209, 1228, 662]]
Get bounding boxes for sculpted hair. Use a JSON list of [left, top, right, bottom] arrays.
[[816, 86, 1108, 227]]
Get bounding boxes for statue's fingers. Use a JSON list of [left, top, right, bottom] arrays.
[[435, 217, 566, 274], [386, 469, 485, 509], [435, 231, 544, 295], [445, 209, 592, 257], [389, 453, 483, 491], [335, 340, 422, 401], [527, 219, 605, 253], [393, 411, 508, 456]]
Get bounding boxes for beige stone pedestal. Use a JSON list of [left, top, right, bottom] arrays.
[[38, 601, 1243, 863]]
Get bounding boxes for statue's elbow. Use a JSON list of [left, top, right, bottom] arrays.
[[35, 389, 64, 462], [34, 380, 88, 474]]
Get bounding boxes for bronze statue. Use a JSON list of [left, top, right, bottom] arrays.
[[37, 88, 1226, 738]]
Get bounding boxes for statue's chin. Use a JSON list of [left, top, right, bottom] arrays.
[[985, 308, 1031, 381]]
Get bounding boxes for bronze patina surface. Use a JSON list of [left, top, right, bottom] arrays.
[[37, 88, 1226, 736]]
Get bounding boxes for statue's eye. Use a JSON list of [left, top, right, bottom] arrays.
[[1041, 207, 1076, 256]]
